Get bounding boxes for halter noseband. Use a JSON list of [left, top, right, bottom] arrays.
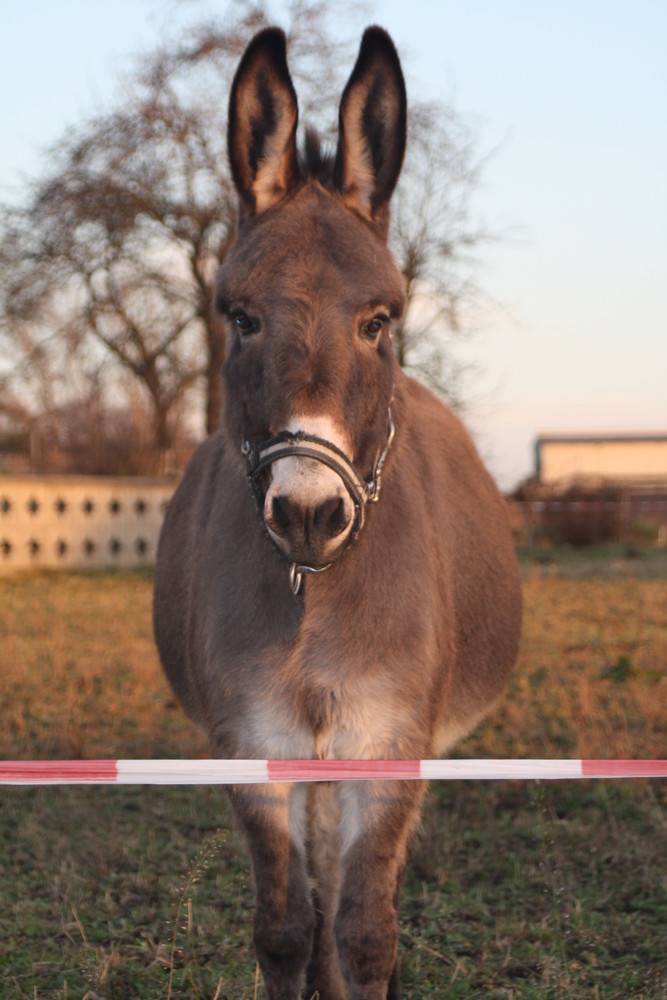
[[242, 410, 395, 594]]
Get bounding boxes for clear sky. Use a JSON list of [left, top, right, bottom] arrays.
[[1, 0, 665, 488]]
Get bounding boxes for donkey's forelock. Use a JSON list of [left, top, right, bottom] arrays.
[[298, 128, 336, 186]]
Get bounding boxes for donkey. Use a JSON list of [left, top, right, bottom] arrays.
[[154, 25, 522, 999]]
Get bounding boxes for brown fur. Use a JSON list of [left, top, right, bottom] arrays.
[[154, 26, 522, 999]]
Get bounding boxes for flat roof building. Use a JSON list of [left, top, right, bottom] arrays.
[[535, 433, 667, 487]]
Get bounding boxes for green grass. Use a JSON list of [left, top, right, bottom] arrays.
[[517, 542, 667, 581], [1, 560, 666, 998]]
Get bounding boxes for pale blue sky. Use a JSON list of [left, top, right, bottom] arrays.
[[1, 0, 665, 488]]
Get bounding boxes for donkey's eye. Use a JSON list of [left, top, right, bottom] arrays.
[[232, 310, 256, 336], [362, 315, 387, 341]]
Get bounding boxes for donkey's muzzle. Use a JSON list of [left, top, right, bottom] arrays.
[[242, 414, 394, 590], [243, 429, 369, 571], [266, 489, 354, 568]]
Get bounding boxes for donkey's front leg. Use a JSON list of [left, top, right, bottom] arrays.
[[335, 780, 425, 1000], [228, 784, 313, 1000]]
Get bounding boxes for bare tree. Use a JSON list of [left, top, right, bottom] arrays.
[[0, 207, 102, 466], [0, 0, 493, 470], [391, 101, 494, 409]]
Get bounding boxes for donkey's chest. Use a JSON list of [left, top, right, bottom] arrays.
[[240, 672, 420, 761]]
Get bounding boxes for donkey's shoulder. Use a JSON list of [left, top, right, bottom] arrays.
[[397, 372, 504, 507], [162, 430, 244, 547], [398, 373, 479, 457], [176, 429, 234, 496]]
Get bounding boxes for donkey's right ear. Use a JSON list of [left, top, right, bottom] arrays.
[[228, 28, 299, 216]]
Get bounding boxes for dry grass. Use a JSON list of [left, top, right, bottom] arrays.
[[0, 559, 665, 998], [0, 569, 207, 761], [462, 573, 667, 761]]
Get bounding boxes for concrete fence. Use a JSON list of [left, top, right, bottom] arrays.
[[0, 476, 177, 574]]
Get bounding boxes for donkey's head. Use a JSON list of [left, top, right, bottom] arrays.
[[217, 27, 407, 581]]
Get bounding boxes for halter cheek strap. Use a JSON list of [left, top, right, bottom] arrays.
[[242, 410, 395, 593]]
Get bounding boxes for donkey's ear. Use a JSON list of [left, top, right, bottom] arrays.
[[334, 27, 406, 234], [228, 28, 299, 216]]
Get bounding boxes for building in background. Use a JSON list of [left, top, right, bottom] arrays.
[[514, 432, 667, 547], [535, 433, 667, 488]]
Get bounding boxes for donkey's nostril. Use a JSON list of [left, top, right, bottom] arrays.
[[271, 495, 292, 536], [315, 496, 351, 539]]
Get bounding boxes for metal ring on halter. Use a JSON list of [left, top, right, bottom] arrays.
[[289, 561, 332, 596]]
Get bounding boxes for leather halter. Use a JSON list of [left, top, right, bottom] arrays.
[[242, 411, 395, 593]]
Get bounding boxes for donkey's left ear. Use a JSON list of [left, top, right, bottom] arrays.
[[228, 28, 299, 216], [334, 27, 406, 234]]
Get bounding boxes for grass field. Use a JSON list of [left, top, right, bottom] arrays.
[[1, 550, 666, 999]]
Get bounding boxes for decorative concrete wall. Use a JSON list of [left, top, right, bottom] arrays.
[[0, 476, 177, 574]]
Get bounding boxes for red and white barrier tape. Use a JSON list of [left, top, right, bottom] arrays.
[[0, 758, 666, 785]]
